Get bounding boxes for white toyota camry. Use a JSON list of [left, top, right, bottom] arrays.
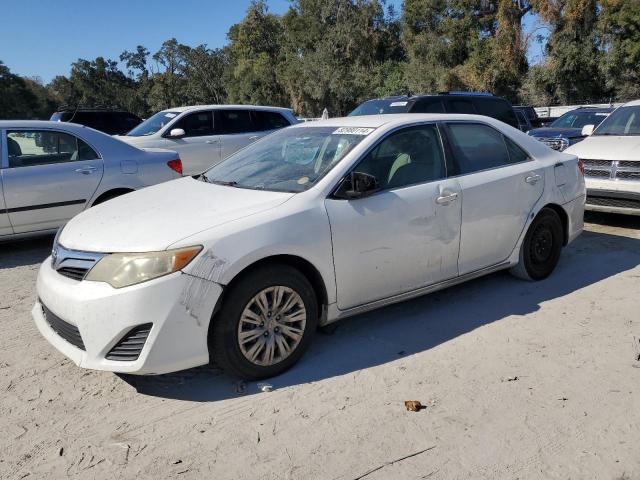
[[34, 114, 585, 379]]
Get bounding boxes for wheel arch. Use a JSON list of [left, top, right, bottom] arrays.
[[212, 254, 329, 322], [540, 202, 569, 246], [92, 188, 135, 206]]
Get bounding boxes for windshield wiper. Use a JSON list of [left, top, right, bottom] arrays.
[[209, 179, 238, 187]]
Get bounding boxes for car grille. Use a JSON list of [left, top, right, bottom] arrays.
[[582, 159, 640, 181], [537, 137, 569, 151], [41, 301, 85, 351], [57, 266, 90, 281], [586, 196, 640, 210], [51, 244, 104, 282], [106, 323, 153, 361]]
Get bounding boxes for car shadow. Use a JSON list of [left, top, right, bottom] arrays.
[[120, 228, 640, 402], [0, 235, 54, 269]]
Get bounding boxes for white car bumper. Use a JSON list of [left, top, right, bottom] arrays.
[[585, 178, 640, 215], [33, 258, 222, 375]]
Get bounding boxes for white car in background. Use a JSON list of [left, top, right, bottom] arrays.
[[565, 99, 640, 215], [34, 114, 585, 380], [118, 105, 298, 175], [1, 121, 182, 241]]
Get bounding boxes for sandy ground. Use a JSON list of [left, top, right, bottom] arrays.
[[1, 213, 639, 480]]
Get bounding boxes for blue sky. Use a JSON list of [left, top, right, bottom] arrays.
[[1, 0, 544, 83]]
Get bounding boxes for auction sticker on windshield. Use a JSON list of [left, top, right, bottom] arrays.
[[333, 127, 375, 135]]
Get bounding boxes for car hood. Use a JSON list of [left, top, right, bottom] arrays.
[[564, 135, 640, 161], [59, 177, 294, 252], [528, 127, 582, 139]]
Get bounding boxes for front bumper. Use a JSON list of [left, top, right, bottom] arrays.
[[33, 257, 222, 374], [585, 178, 640, 216]]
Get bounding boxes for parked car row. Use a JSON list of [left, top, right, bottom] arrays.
[[4, 93, 636, 381]]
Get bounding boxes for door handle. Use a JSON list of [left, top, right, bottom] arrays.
[[435, 191, 459, 205], [206, 139, 220, 144], [75, 166, 98, 175], [525, 174, 542, 185], [249, 135, 261, 141]]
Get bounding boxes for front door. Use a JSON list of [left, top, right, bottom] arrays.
[[442, 122, 544, 275], [3, 129, 104, 234], [325, 124, 462, 310], [164, 110, 221, 175]]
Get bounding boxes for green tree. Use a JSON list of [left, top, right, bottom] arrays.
[[599, 0, 640, 99]]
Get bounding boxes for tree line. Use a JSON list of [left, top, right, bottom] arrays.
[[1, 0, 638, 120]]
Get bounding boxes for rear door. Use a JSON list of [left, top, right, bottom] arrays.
[[164, 110, 220, 175], [215, 109, 264, 161], [0, 132, 14, 236], [2, 129, 104, 234], [443, 122, 544, 274]]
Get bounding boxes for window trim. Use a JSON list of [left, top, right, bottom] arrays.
[[214, 109, 261, 135], [328, 121, 450, 199], [162, 110, 215, 139], [439, 121, 533, 178], [3, 127, 103, 170]]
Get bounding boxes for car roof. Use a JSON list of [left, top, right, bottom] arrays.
[[0, 120, 97, 131], [566, 107, 615, 113], [290, 113, 513, 129], [622, 99, 640, 107], [160, 105, 295, 114]]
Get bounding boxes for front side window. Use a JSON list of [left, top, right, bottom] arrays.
[[354, 125, 445, 189], [447, 99, 476, 114], [593, 106, 640, 136], [216, 110, 255, 134], [6, 130, 97, 168], [173, 111, 214, 137], [446, 123, 526, 175], [410, 98, 446, 113], [203, 126, 368, 193], [127, 110, 180, 136], [551, 111, 611, 129]]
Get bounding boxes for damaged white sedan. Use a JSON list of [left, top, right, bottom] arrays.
[[33, 114, 585, 379]]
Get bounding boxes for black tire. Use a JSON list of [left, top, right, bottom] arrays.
[[210, 265, 318, 380], [510, 208, 563, 281]]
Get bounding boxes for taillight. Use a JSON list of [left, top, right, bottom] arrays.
[[167, 159, 183, 175], [577, 159, 585, 176]]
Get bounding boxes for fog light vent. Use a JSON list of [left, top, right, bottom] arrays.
[[106, 323, 152, 361]]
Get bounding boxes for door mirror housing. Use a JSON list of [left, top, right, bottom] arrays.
[[581, 124, 595, 137], [168, 128, 186, 139], [334, 172, 380, 199]]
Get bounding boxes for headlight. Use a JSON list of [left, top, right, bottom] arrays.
[[85, 246, 202, 288]]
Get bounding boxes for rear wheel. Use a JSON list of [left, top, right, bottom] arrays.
[[211, 265, 317, 380], [510, 208, 563, 281]]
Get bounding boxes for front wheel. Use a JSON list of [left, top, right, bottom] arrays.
[[210, 265, 318, 380], [510, 208, 563, 281]]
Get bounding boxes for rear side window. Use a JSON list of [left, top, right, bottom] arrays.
[[216, 110, 255, 134], [174, 111, 214, 137], [253, 111, 291, 131], [445, 123, 522, 175], [410, 98, 445, 113], [6, 130, 96, 168], [473, 98, 518, 127], [446, 99, 476, 114]]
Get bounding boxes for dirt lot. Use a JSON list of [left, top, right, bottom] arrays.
[[1, 213, 639, 480]]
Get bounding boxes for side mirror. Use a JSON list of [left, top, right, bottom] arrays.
[[168, 128, 186, 139], [334, 172, 380, 199], [581, 124, 595, 137]]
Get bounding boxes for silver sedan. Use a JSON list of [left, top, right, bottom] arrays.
[[1, 121, 182, 241]]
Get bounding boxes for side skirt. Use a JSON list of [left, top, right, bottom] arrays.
[[325, 261, 512, 324]]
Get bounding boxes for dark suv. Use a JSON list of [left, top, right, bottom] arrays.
[[349, 92, 519, 129], [50, 108, 143, 135]]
